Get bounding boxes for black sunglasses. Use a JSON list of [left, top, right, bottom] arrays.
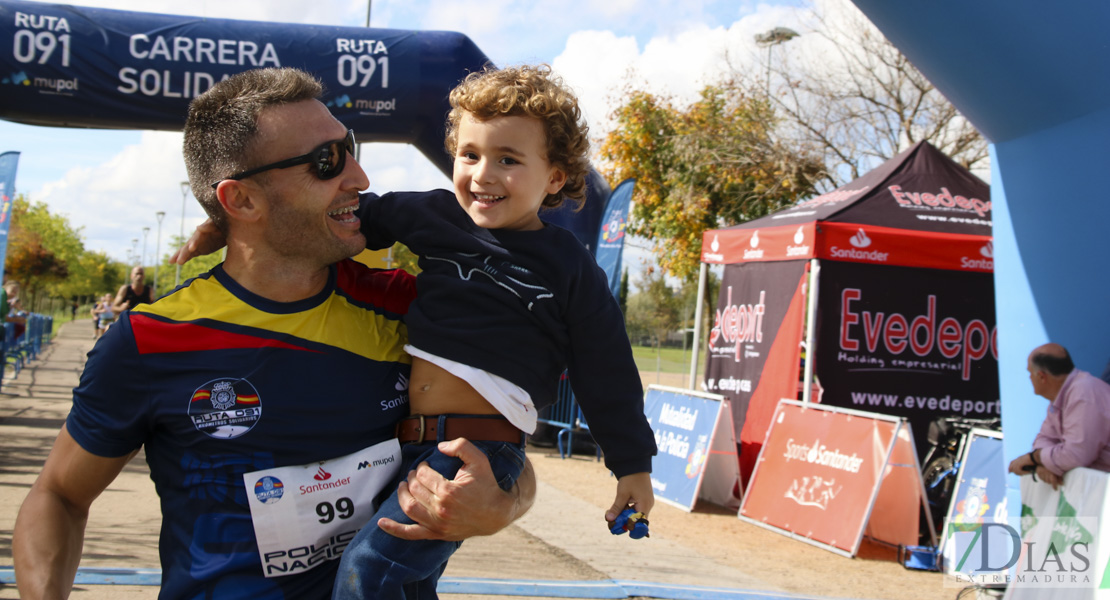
[[210, 129, 356, 189]]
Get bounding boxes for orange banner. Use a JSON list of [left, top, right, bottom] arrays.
[[740, 402, 897, 555]]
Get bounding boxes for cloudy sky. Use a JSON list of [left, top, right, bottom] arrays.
[[1, 0, 827, 269]]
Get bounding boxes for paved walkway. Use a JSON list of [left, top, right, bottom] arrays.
[[0, 321, 840, 600]]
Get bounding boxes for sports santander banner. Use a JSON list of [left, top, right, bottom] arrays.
[[815, 261, 999, 458], [705, 260, 807, 483], [740, 401, 899, 556], [0, 151, 18, 274]]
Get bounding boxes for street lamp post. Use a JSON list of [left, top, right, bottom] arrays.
[[142, 226, 150, 268], [131, 238, 139, 266], [154, 211, 165, 295], [755, 27, 799, 95], [176, 182, 190, 286]]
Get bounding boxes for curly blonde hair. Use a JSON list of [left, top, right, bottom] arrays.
[[445, 64, 590, 210]]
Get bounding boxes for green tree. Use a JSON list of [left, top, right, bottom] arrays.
[[676, 268, 719, 347], [618, 268, 630, 316], [160, 235, 223, 294], [624, 268, 682, 349], [601, 84, 823, 281], [60, 250, 126, 304], [5, 197, 86, 308]]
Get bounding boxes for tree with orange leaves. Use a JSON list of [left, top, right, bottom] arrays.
[[600, 82, 822, 281]]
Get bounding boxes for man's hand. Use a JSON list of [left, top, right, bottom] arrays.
[[378, 438, 535, 541], [1036, 465, 1064, 490], [605, 472, 654, 524], [1008, 452, 1035, 475], [170, 219, 225, 265]]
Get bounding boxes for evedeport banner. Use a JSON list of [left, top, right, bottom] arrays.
[[814, 261, 999, 458]]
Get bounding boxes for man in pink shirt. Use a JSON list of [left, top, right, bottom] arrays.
[[1008, 343, 1110, 488]]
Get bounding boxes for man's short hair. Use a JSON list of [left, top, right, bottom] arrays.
[[1031, 347, 1075, 376], [183, 68, 323, 232], [444, 64, 590, 211]]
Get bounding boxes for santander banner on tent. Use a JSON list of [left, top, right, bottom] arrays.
[[701, 142, 993, 270], [701, 221, 993, 273]]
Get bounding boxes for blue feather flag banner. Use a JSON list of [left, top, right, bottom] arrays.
[[0, 151, 20, 276], [592, 178, 634, 298]]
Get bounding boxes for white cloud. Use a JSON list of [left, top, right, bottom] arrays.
[[551, 3, 808, 142], [552, 31, 642, 131], [34, 131, 194, 263]]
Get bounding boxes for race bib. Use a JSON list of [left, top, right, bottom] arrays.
[[243, 439, 401, 578]]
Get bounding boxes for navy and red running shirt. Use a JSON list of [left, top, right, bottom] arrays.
[[66, 260, 415, 599]]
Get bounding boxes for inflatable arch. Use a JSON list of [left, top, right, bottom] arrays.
[[849, 1, 1110, 521], [0, 0, 606, 243]]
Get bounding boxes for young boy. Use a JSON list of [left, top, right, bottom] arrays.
[[175, 65, 655, 598], [331, 65, 656, 599]]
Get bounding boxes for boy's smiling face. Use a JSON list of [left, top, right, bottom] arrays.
[[452, 112, 567, 231]]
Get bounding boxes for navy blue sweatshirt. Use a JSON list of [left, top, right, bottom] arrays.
[[357, 190, 656, 477]]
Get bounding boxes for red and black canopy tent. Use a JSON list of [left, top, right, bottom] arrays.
[[688, 141, 1000, 485]]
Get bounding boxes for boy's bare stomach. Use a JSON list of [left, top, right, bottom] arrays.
[[408, 356, 502, 416]]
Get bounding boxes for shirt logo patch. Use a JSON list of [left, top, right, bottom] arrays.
[[189, 377, 262, 439], [254, 475, 284, 505]]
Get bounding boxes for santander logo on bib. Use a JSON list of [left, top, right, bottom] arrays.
[[314, 467, 331, 481]]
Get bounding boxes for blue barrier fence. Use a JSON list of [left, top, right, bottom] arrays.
[[2, 313, 54, 390], [537, 373, 600, 461]]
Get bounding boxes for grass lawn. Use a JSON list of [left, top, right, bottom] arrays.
[[631, 344, 707, 374]]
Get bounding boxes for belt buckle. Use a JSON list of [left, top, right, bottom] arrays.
[[414, 414, 426, 444]]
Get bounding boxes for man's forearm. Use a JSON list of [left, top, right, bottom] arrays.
[[13, 487, 89, 599]]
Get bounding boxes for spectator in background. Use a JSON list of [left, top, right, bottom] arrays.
[[90, 294, 115, 339], [1008, 343, 1110, 488], [113, 266, 154, 312], [5, 281, 26, 339]]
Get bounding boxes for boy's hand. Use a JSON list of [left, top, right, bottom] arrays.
[[170, 219, 225, 264], [605, 472, 654, 524]]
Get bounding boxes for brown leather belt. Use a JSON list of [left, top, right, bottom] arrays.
[[395, 414, 524, 445]]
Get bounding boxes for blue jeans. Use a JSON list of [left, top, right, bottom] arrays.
[[332, 420, 525, 600]]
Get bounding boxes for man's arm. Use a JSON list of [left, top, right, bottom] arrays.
[[13, 425, 133, 599], [111, 285, 130, 313], [378, 438, 535, 541], [1038, 395, 1110, 476]]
